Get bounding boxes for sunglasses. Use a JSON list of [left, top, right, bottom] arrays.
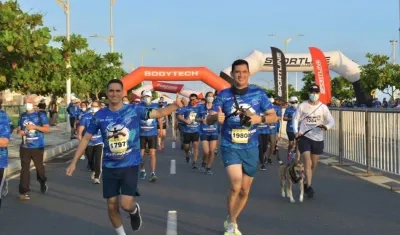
[[290, 102, 298, 104]]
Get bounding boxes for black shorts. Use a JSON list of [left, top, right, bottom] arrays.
[[298, 136, 324, 155], [157, 124, 167, 130], [102, 165, 139, 199], [69, 117, 76, 128], [287, 132, 296, 141], [200, 134, 218, 141], [140, 135, 157, 149], [183, 132, 199, 144]]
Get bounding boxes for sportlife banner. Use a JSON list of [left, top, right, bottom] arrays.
[[270, 47, 288, 102], [151, 81, 184, 93], [309, 47, 332, 105]]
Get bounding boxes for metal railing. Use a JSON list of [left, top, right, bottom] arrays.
[[3, 105, 68, 126], [279, 107, 400, 176]]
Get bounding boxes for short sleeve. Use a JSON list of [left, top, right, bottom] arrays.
[[86, 114, 100, 135], [0, 112, 11, 139], [39, 112, 49, 125], [136, 105, 147, 120], [78, 115, 87, 126], [260, 91, 273, 112], [284, 109, 290, 117], [277, 108, 282, 117], [177, 107, 185, 115], [211, 94, 223, 112]]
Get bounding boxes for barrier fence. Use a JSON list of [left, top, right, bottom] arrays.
[[3, 105, 68, 126], [279, 108, 400, 176]]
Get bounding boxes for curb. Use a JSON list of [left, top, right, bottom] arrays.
[[6, 139, 79, 177]]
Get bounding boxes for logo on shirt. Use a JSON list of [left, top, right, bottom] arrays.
[[23, 120, 37, 135]]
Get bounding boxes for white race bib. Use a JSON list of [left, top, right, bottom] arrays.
[[231, 129, 249, 144], [189, 112, 196, 121], [109, 136, 128, 153], [305, 116, 318, 126]]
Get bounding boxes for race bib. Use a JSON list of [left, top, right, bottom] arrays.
[[232, 129, 249, 144], [109, 136, 128, 153], [305, 116, 318, 126]]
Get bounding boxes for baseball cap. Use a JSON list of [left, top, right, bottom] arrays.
[[308, 84, 320, 93], [142, 90, 152, 97], [289, 96, 299, 102]]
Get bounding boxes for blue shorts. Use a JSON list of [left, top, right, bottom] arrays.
[[102, 165, 139, 199], [220, 146, 259, 177], [200, 134, 218, 141]]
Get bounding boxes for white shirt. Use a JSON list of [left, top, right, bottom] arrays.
[[293, 101, 335, 141]]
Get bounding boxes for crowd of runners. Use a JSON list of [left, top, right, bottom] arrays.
[[0, 59, 335, 235]]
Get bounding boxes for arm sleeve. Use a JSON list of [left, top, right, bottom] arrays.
[[40, 112, 50, 125]]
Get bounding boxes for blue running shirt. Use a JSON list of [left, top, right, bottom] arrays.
[[212, 85, 273, 149], [18, 111, 49, 148], [79, 112, 103, 146], [284, 106, 297, 132], [0, 110, 11, 168], [139, 103, 159, 136], [86, 104, 147, 168], [266, 105, 282, 134], [178, 105, 201, 133], [197, 104, 219, 136]]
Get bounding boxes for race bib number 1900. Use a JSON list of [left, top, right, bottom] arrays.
[[231, 129, 249, 144], [109, 137, 128, 153]]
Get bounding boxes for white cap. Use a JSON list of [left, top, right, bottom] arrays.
[[269, 98, 275, 103], [289, 96, 299, 102], [142, 90, 152, 97], [134, 98, 140, 102], [71, 95, 76, 100]]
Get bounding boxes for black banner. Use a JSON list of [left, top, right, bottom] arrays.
[[270, 47, 288, 102]]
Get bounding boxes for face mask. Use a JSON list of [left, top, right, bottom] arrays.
[[292, 103, 298, 108], [206, 97, 214, 103], [143, 97, 151, 104], [309, 93, 319, 102], [92, 107, 99, 113], [123, 101, 129, 104], [81, 108, 87, 112], [25, 103, 33, 111]]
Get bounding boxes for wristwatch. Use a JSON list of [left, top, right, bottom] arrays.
[[261, 116, 266, 123]]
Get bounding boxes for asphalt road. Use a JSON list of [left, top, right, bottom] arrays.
[[1, 140, 400, 235]]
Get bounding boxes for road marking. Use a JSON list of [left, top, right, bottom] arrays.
[[166, 210, 177, 235]]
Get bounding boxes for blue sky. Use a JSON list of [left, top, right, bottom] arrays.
[[17, 0, 399, 100]]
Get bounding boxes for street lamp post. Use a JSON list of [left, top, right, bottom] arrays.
[[268, 33, 304, 96], [90, 0, 116, 52], [140, 48, 156, 66], [55, 0, 71, 132]]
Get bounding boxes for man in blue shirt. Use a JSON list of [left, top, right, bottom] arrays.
[[17, 95, 51, 200], [66, 79, 183, 234], [265, 98, 283, 165], [178, 93, 201, 168], [78, 101, 103, 184], [0, 101, 11, 210], [207, 59, 277, 235], [67, 96, 81, 139], [138, 90, 162, 182], [157, 98, 168, 150], [283, 96, 299, 155]]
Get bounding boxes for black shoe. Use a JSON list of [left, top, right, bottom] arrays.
[[192, 162, 198, 169], [0, 198, 2, 209], [267, 158, 273, 164], [40, 182, 48, 194], [305, 186, 315, 198], [129, 203, 142, 231], [185, 156, 190, 164], [260, 164, 266, 171]]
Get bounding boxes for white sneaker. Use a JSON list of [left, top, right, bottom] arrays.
[[93, 178, 100, 184], [91, 172, 95, 180], [224, 222, 242, 235], [80, 155, 86, 160]]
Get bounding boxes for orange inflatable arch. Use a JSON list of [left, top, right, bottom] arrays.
[[120, 67, 231, 96]]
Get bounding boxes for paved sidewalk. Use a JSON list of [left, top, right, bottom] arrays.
[[6, 123, 78, 177]]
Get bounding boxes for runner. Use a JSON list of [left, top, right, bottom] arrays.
[[207, 59, 277, 235], [293, 84, 335, 198], [66, 79, 183, 234], [0, 101, 11, 210], [257, 110, 269, 170], [157, 100, 167, 150], [138, 90, 162, 182], [265, 98, 283, 165], [283, 96, 299, 156], [197, 91, 219, 174], [178, 94, 201, 168], [176, 98, 187, 150], [77, 101, 103, 184]]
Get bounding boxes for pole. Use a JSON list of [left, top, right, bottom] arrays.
[[390, 40, 397, 64], [110, 0, 114, 53], [65, 0, 71, 132]]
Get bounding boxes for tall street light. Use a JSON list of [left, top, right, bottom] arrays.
[[55, 0, 71, 132], [90, 0, 116, 53], [268, 33, 304, 93]]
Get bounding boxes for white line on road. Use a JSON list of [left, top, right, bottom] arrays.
[[166, 210, 177, 235]]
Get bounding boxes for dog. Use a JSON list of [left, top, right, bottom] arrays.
[[279, 160, 305, 203]]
